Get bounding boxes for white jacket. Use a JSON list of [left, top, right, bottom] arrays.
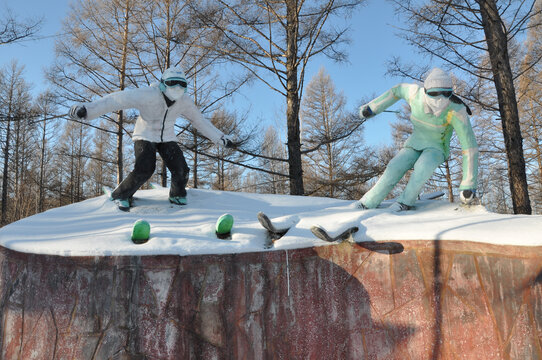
[[84, 84, 224, 144]]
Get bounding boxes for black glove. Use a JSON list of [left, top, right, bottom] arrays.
[[460, 189, 476, 205], [221, 135, 236, 149], [69, 105, 87, 120], [359, 105, 374, 119]]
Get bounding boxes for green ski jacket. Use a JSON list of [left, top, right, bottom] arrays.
[[367, 83, 478, 190]]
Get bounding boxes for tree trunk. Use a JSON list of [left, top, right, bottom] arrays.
[[13, 117, 21, 219], [477, 0, 532, 214], [1, 117, 11, 225], [116, 0, 131, 184], [444, 160, 454, 203], [327, 143, 334, 197], [39, 113, 47, 212], [192, 70, 199, 189], [161, 0, 173, 188], [77, 123, 84, 202], [286, 1, 304, 195], [116, 111, 124, 184]]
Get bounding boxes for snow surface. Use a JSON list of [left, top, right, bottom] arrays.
[[0, 187, 540, 257]]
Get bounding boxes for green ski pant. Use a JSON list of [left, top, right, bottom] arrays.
[[361, 147, 445, 208]]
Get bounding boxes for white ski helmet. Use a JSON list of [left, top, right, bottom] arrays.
[[424, 67, 452, 90], [423, 68, 453, 116], [160, 66, 188, 100]]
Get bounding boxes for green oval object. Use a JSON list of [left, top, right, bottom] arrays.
[[132, 219, 151, 244], [215, 213, 234, 235]]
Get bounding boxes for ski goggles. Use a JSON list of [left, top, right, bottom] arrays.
[[425, 88, 453, 98], [163, 78, 187, 88]]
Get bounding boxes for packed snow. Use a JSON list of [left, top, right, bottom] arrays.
[[0, 187, 540, 257]]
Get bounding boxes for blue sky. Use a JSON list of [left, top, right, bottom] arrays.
[[0, 0, 419, 147]]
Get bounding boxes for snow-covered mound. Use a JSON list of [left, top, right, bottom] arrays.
[[0, 188, 540, 257]]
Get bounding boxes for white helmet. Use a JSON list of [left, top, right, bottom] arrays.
[[423, 68, 453, 116], [424, 67, 452, 90], [160, 66, 187, 100]]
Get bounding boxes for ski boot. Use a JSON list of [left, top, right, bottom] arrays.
[[114, 198, 131, 212], [389, 202, 412, 212], [169, 196, 187, 205]]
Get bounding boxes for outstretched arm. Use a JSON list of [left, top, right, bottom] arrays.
[[179, 98, 226, 146], [71, 89, 144, 120], [360, 83, 417, 118], [450, 107, 479, 192]]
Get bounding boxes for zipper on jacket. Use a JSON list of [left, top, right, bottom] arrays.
[[160, 92, 175, 143], [161, 108, 168, 142]]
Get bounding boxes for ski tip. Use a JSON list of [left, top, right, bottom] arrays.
[[340, 226, 359, 241], [311, 225, 359, 243], [102, 186, 112, 197], [131, 219, 150, 244], [216, 213, 234, 235], [310, 225, 331, 242], [257, 211, 269, 224]]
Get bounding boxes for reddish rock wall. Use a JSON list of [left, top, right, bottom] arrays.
[[0, 240, 541, 359]]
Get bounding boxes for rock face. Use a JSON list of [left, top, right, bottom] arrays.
[[0, 240, 541, 359]]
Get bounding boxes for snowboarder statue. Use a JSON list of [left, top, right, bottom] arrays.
[[69, 66, 234, 210], [356, 67, 478, 211]]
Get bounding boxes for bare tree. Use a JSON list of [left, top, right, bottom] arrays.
[[257, 126, 289, 194], [0, 61, 33, 224], [518, 1, 542, 213], [200, 108, 247, 190], [11, 108, 38, 221], [33, 91, 62, 213], [0, 7, 42, 46], [301, 67, 360, 197], [126, 0, 248, 188], [132, 0, 192, 186], [388, 0, 541, 214], [181, 61, 249, 189], [191, 0, 364, 195], [87, 119, 120, 196], [57, 120, 91, 204], [48, 0, 144, 185], [478, 0, 533, 214]]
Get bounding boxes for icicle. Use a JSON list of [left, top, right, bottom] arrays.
[[285, 249, 290, 297]]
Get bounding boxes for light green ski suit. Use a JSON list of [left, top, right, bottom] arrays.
[[361, 83, 478, 208]]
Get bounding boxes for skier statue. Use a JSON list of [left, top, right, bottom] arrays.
[[356, 67, 478, 211], [69, 66, 234, 210]]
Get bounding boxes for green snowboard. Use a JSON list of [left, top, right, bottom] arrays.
[[132, 219, 151, 244]]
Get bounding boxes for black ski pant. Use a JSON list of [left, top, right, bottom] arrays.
[[112, 140, 190, 200]]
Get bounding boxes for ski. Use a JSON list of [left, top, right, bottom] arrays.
[[455, 200, 481, 211], [102, 186, 132, 212], [311, 224, 405, 253], [420, 190, 445, 200], [257, 212, 292, 249], [310, 225, 359, 243]]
